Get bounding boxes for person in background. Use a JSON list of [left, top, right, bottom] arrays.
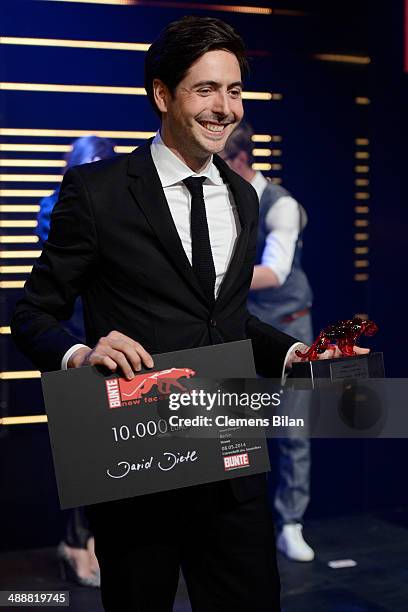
[[37, 136, 116, 244], [223, 122, 315, 562], [36, 135, 116, 586]]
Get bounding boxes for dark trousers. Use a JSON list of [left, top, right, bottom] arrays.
[[87, 481, 280, 612], [63, 507, 92, 548]]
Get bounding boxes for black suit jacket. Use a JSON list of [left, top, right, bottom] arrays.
[[11, 141, 297, 502]]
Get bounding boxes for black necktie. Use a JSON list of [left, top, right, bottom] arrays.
[[183, 176, 216, 303]]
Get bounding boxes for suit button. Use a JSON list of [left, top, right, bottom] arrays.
[[209, 319, 217, 327]]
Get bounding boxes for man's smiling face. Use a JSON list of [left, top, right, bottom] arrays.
[[156, 49, 244, 170]]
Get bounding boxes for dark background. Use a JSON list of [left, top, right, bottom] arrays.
[[1, 0, 407, 549]]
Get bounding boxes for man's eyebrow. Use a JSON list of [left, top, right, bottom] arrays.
[[192, 80, 243, 89], [228, 81, 243, 89]]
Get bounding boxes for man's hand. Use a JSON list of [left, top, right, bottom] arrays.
[[286, 343, 369, 369], [315, 345, 369, 360], [67, 330, 154, 379]]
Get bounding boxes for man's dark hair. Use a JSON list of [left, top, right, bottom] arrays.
[[145, 16, 249, 118], [223, 121, 254, 164]]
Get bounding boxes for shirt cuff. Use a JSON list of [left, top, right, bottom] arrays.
[[281, 342, 307, 385], [61, 344, 88, 370]]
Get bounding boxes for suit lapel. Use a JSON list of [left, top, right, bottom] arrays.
[[127, 142, 207, 304], [212, 155, 251, 306], [127, 143, 253, 310]]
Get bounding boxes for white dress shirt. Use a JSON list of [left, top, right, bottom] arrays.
[[62, 134, 303, 372], [150, 131, 241, 297], [250, 171, 300, 286]]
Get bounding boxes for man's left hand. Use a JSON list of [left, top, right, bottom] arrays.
[[286, 343, 370, 369], [316, 345, 369, 360]]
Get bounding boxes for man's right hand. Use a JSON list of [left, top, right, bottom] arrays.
[[67, 330, 154, 380]]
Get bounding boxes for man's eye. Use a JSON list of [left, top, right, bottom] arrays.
[[229, 90, 241, 98], [198, 89, 212, 94]]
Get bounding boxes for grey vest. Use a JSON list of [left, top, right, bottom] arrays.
[[247, 183, 313, 327]]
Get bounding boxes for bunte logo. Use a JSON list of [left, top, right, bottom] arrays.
[[223, 452, 250, 471]]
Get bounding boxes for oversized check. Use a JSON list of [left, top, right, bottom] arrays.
[[42, 340, 270, 508]]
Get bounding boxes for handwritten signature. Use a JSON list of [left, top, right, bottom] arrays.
[[106, 450, 198, 479]]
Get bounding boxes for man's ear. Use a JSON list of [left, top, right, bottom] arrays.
[[153, 79, 170, 114]]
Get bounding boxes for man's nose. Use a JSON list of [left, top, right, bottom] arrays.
[[212, 91, 230, 117]]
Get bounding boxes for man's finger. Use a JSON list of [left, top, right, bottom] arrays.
[[353, 346, 370, 355], [109, 340, 149, 372], [88, 347, 134, 379], [120, 341, 153, 370], [134, 342, 154, 368], [318, 346, 337, 360], [104, 335, 154, 369], [116, 342, 147, 373], [87, 351, 118, 372], [108, 349, 136, 380], [319, 345, 370, 360]]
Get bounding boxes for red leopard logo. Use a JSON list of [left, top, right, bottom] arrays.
[[119, 367, 196, 400], [105, 367, 196, 408]]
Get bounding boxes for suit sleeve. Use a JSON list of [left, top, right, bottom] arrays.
[[242, 183, 299, 378], [10, 167, 98, 372], [245, 313, 297, 378]]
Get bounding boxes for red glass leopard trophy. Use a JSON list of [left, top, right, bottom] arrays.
[[295, 316, 378, 361]]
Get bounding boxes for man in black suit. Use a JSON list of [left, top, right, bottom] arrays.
[[11, 16, 367, 612]]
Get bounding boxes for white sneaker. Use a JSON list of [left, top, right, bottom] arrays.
[[277, 523, 315, 562]]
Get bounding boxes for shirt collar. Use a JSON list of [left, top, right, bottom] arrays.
[[150, 131, 224, 187]]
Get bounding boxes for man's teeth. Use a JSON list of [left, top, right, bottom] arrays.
[[200, 122, 226, 132]]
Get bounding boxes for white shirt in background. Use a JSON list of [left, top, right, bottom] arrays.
[[250, 170, 300, 286]]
